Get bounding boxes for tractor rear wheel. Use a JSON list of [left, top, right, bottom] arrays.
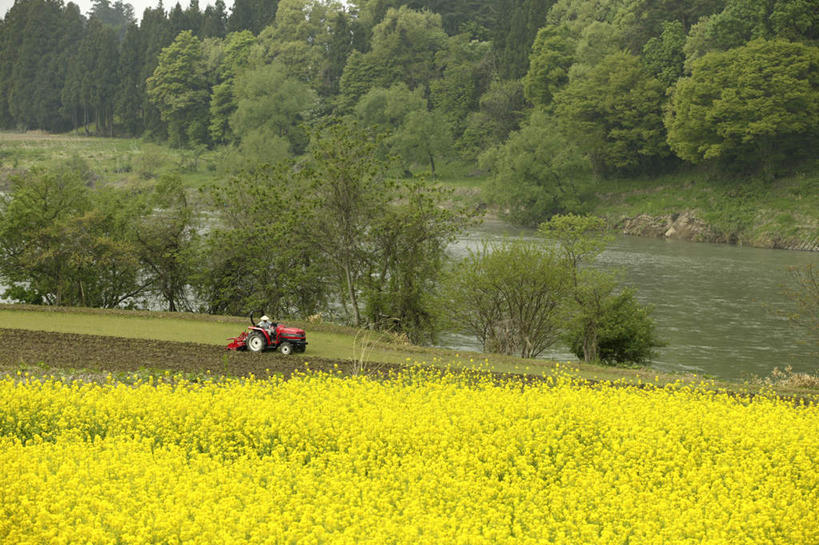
[[278, 342, 294, 355], [247, 332, 266, 353]]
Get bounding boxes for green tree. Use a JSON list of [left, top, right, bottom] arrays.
[[460, 79, 527, 156], [227, 0, 280, 34], [493, 0, 556, 79], [539, 214, 660, 364], [683, 0, 817, 69], [484, 110, 586, 226], [442, 240, 571, 358], [354, 83, 452, 174], [666, 39, 819, 177], [147, 30, 210, 147], [198, 164, 327, 316], [555, 51, 669, 175], [133, 175, 199, 312], [0, 166, 144, 307], [566, 286, 659, 365], [642, 20, 686, 88], [524, 24, 575, 108], [116, 23, 146, 135], [338, 5, 447, 108], [230, 61, 317, 160], [429, 33, 493, 137], [363, 181, 472, 342], [207, 30, 255, 144], [299, 121, 390, 326]]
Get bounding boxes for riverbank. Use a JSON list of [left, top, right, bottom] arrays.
[[588, 170, 819, 251], [444, 162, 819, 251]]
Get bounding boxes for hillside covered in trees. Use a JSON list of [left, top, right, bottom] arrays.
[[2, 0, 816, 214]]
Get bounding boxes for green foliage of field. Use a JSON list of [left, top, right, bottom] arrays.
[[0, 133, 223, 191]]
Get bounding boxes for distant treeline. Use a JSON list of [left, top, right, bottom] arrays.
[[1, 0, 818, 223]]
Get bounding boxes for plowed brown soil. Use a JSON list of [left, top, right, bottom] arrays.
[[0, 328, 400, 378]]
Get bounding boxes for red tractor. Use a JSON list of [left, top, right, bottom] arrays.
[[226, 313, 308, 355]]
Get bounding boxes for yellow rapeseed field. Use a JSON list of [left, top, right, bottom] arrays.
[[1, 368, 817, 544]]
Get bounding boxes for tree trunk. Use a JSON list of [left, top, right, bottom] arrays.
[[344, 264, 361, 327]]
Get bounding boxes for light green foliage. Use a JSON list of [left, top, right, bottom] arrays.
[[539, 213, 610, 271], [146, 30, 210, 147], [207, 31, 259, 144], [252, 0, 343, 90], [683, 0, 817, 69], [666, 39, 819, 176], [230, 61, 317, 159], [442, 240, 571, 358], [354, 83, 452, 174], [524, 24, 575, 107], [484, 109, 586, 226], [555, 51, 669, 175], [355, 83, 426, 129], [368, 6, 447, 90], [573, 21, 621, 66], [642, 20, 686, 88], [198, 164, 326, 317]]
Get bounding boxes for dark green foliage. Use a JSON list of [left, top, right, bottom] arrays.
[[493, 0, 556, 79], [0, 165, 145, 307], [566, 288, 660, 365], [555, 51, 669, 176], [540, 214, 660, 365], [133, 175, 199, 312], [197, 164, 326, 317], [666, 39, 819, 177], [642, 20, 686, 88], [200, 0, 228, 38], [3, 0, 81, 132], [460, 79, 527, 156], [484, 110, 586, 226], [227, 0, 280, 34], [363, 181, 472, 342], [146, 30, 210, 147]]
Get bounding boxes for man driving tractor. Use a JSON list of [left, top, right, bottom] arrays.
[[257, 315, 275, 330]]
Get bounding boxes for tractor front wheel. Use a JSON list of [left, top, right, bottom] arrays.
[[278, 342, 294, 356], [247, 332, 266, 353]]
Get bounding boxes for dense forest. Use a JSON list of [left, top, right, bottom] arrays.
[[1, 0, 817, 209], [0, 0, 817, 359]]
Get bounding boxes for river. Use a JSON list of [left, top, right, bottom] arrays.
[[443, 219, 819, 381]]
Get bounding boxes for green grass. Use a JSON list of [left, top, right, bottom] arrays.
[[585, 169, 819, 247], [0, 132, 224, 191]]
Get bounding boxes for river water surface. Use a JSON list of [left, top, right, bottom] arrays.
[[443, 219, 819, 381]]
